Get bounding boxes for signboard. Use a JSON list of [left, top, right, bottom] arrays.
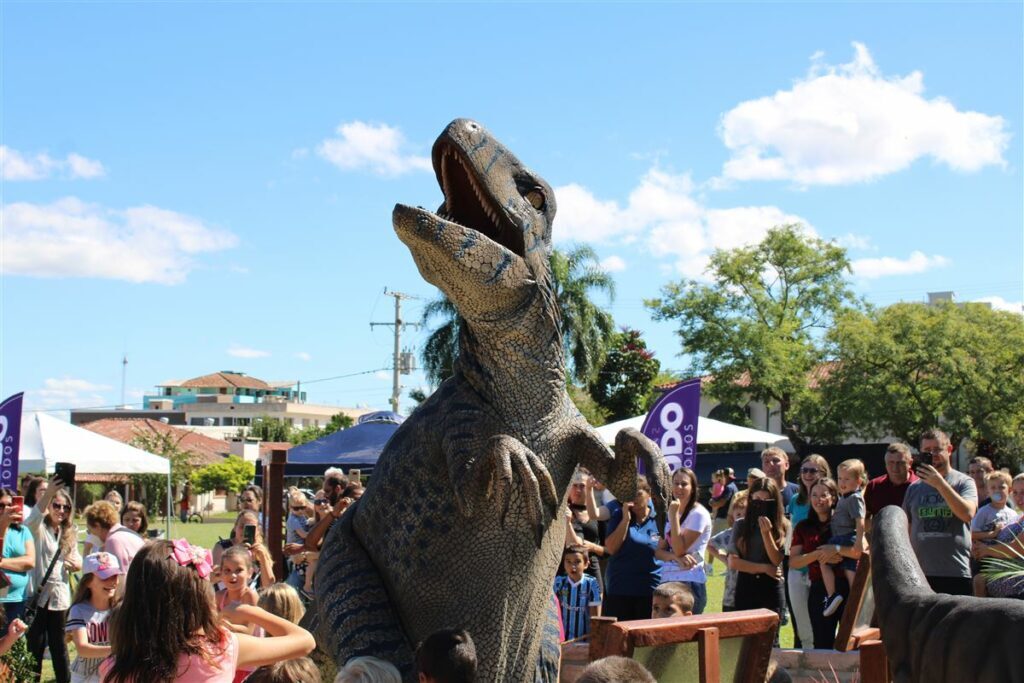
[[0, 393, 24, 492], [641, 379, 700, 472]]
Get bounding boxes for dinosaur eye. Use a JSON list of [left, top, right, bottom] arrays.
[[525, 189, 545, 210]]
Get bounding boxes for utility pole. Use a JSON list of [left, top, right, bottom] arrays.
[[370, 290, 421, 414], [121, 354, 128, 407]]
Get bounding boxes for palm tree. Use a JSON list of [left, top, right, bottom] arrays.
[[418, 245, 616, 387]]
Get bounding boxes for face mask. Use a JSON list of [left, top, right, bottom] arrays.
[[991, 492, 1004, 503], [748, 499, 777, 521]]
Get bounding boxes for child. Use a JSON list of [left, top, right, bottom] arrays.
[[243, 657, 322, 683], [217, 546, 261, 630], [820, 459, 867, 617], [100, 540, 314, 683], [705, 469, 728, 575], [972, 471, 1017, 547], [335, 656, 402, 683], [651, 582, 694, 618], [552, 545, 602, 641], [708, 490, 748, 612], [258, 583, 306, 624], [416, 628, 477, 683], [285, 490, 312, 590], [67, 552, 122, 683]]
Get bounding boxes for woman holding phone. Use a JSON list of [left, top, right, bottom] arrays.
[[727, 478, 787, 620], [0, 488, 35, 630], [26, 477, 81, 683]]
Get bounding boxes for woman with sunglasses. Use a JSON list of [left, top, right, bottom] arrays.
[[785, 455, 830, 649], [26, 476, 82, 683], [0, 488, 35, 631]]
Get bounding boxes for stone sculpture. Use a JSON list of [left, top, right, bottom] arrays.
[[309, 119, 671, 682], [871, 505, 1024, 683]]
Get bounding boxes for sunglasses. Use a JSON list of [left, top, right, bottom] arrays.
[[800, 467, 823, 474], [52, 503, 71, 511]]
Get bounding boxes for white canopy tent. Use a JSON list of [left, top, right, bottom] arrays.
[[19, 413, 172, 535], [595, 414, 791, 449]]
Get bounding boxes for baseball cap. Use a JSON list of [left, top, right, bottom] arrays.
[[83, 552, 122, 579]]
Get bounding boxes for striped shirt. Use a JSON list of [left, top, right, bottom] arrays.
[[553, 574, 601, 641]]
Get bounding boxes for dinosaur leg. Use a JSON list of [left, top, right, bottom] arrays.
[[311, 508, 416, 681]]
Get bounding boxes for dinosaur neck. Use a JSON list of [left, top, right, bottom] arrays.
[[457, 296, 567, 425], [870, 506, 933, 624]]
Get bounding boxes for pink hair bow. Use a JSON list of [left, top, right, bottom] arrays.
[[171, 538, 213, 579]]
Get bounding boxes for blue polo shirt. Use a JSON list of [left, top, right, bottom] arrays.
[[1, 526, 33, 603], [604, 501, 661, 597]]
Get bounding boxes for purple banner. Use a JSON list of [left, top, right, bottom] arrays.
[[0, 393, 24, 492], [641, 378, 700, 472]]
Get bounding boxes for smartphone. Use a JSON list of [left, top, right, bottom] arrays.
[[10, 496, 23, 513], [54, 461, 77, 490], [242, 524, 257, 545], [349, 468, 361, 481], [912, 452, 933, 473]]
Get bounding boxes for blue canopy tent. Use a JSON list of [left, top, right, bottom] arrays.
[[276, 411, 405, 478]]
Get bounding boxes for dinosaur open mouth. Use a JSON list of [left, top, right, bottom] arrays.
[[435, 143, 525, 258]]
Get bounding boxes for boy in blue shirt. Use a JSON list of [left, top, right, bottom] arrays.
[[553, 545, 601, 641]]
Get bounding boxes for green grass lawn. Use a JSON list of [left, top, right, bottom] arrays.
[[702, 560, 795, 648]]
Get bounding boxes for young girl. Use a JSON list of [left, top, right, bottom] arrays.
[[655, 467, 712, 614], [257, 583, 305, 625], [216, 546, 260, 629], [708, 490, 749, 612], [727, 478, 787, 623], [67, 552, 122, 683], [100, 540, 314, 683]]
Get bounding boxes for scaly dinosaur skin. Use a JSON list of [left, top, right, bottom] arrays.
[[310, 119, 671, 682], [871, 506, 1024, 683]]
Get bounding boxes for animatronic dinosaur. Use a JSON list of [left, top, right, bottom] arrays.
[[311, 119, 671, 682], [871, 506, 1024, 683]]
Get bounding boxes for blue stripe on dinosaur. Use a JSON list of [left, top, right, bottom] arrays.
[[486, 252, 512, 284], [485, 148, 504, 174], [456, 233, 477, 259], [470, 136, 489, 154]]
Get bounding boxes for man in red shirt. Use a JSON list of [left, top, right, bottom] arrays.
[[865, 442, 918, 519]]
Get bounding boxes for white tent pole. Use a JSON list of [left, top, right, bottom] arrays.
[[166, 471, 172, 538]]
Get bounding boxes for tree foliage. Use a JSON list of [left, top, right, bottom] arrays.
[[589, 329, 661, 422], [191, 455, 256, 495], [646, 225, 860, 453], [568, 384, 609, 427], [419, 245, 617, 386], [823, 301, 1024, 465], [239, 412, 354, 446], [129, 430, 199, 515]]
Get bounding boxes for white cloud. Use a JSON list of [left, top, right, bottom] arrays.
[[600, 255, 626, 273], [294, 352, 312, 361], [316, 121, 431, 177], [227, 345, 271, 359], [556, 169, 812, 279], [973, 296, 1023, 314], [1, 145, 106, 180], [851, 251, 950, 279], [374, 371, 391, 381], [27, 377, 112, 410], [834, 233, 874, 251], [719, 42, 1009, 185], [1, 197, 238, 285]]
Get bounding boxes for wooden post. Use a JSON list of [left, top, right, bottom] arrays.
[[696, 627, 720, 683], [859, 639, 890, 683], [264, 449, 287, 581], [588, 617, 618, 661]]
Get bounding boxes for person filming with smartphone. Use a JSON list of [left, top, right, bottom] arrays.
[[901, 428, 977, 596]]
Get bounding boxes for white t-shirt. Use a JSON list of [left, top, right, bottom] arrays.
[[66, 601, 110, 683], [660, 504, 713, 584]]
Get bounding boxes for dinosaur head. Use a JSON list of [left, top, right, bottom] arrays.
[[393, 119, 556, 322]]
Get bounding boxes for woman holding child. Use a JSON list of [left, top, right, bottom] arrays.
[[785, 455, 831, 649], [790, 477, 862, 649], [654, 467, 712, 614]]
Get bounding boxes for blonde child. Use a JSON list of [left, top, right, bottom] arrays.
[[244, 657, 322, 683], [708, 490, 748, 612], [66, 552, 122, 683], [217, 546, 260, 631], [258, 583, 306, 624], [820, 459, 867, 617], [99, 540, 314, 683]]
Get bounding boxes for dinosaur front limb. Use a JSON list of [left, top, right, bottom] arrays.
[[447, 433, 559, 546], [574, 426, 672, 532]]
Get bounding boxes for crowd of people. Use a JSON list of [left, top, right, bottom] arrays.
[[2, 426, 1021, 681], [556, 427, 1024, 654]]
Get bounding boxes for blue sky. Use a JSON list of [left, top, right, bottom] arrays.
[[3, 2, 1022, 416]]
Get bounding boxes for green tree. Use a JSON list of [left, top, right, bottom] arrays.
[[646, 224, 860, 453], [244, 417, 292, 443], [130, 430, 198, 515], [589, 329, 661, 422], [191, 456, 256, 495], [419, 245, 616, 386], [823, 301, 1024, 466], [568, 385, 609, 427], [324, 413, 354, 434]]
